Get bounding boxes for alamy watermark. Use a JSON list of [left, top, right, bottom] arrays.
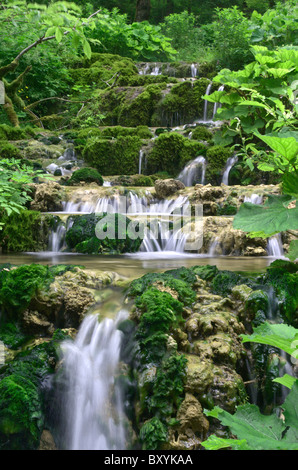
[[94, 197, 204, 251]]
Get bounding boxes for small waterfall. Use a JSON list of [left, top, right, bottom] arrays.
[[48, 223, 67, 252], [138, 150, 144, 174], [267, 234, 284, 258], [140, 221, 188, 253], [203, 83, 212, 121], [59, 310, 128, 450], [207, 237, 219, 256], [212, 85, 224, 119], [244, 194, 263, 205], [151, 64, 161, 75], [178, 156, 207, 186], [191, 63, 197, 78], [221, 155, 238, 185]]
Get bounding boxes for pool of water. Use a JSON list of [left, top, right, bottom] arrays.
[[0, 251, 274, 281]]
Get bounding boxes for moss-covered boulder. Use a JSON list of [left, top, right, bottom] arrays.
[[65, 212, 144, 254], [66, 167, 104, 186], [205, 145, 233, 185], [82, 135, 142, 175]]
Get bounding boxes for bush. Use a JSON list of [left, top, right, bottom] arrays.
[[67, 167, 104, 186], [205, 145, 233, 185]]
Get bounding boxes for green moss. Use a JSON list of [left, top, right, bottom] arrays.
[[65, 212, 143, 254], [190, 125, 213, 142], [0, 211, 54, 253], [211, 271, 243, 297], [0, 124, 36, 141], [146, 132, 206, 176], [0, 329, 71, 449], [0, 142, 21, 158], [83, 135, 143, 175], [261, 260, 298, 327], [0, 323, 30, 349], [66, 167, 104, 186], [205, 145, 233, 185]]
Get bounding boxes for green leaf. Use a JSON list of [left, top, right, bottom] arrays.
[[82, 39, 92, 59], [282, 171, 298, 198], [273, 374, 296, 390], [204, 403, 298, 450], [241, 322, 298, 357], [55, 27, 63, 43], [233, 194, 298, 235], [201, 435, 249, 450], [287, 239, 298, 262], [255, 133, 298, 162]]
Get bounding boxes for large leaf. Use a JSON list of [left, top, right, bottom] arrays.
[[273, 374, 296, 390], [282, 171, 298, 198], [233, 194, 298, 235], [255, 133, 298, 162], [202, 384, 298, 450], [241, 322, 298, 357], [287, 239, 298, 262]]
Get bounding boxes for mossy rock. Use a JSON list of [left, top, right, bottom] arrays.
[[205, 145, 233, 185], [65, 212, 143, 254], [66, 167, 104, 186], [82, 135, 142, 175], [189, 125, 213, 142], [146, 132, 206, 176], [0, 211, 55, 253], [0, 124, 36, 141], [0, 142, 22, 158]]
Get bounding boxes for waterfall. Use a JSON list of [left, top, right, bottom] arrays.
[[267, 234, 284, 258], [191, 63, 197, 78], [151, 64, 161, 75], [244, 194, 263, 204], [140, 221, 188, 253], [48, 223, 67, 252], [59, 310, 128, 450], [212, 85, 224, 119], [207, 237, 219, 256], [178, 156, 207, 186], [203, 83, 212, 121], [138, 150, 144, 174], [221, 155, 238, 185]]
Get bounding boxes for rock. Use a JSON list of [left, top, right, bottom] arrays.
[[30, 181, 64, 212], [154, 179, 185, 198], [184, 355, 214, 396], [38, 430, 57, 450], [21, 310, 55, 336]]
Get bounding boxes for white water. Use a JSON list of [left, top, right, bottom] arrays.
[[140, 221, 189, 253], [267, 234, 284, 258], [138, 150, 144, 174], [60, 310, 128, 450], [191, 63, 197, 78], [222, 155, 238, 185], [244, 194, 263, 204], [203, 83, 212, 121], [178, 156, 207, 186], [48, 223, 67, 252]]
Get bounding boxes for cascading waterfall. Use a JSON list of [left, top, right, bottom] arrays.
[[138, 150, 144, 174], [267, 233, 284, 258], [191, 63, 198, 78], [48, 223, 66, 252], [244, 194, 263, 204], [140, 220, 189, 253], [59, 310, 128, 450], [221, 155, 238, 185], [203, 83, 212, 121], [178, 156, 207, 186]]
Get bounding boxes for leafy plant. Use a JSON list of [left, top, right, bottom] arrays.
[[201, 322, 298, 450]]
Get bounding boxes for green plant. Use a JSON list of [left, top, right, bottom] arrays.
[[66, 167, 104, 186], [201, 322, 298, 450]]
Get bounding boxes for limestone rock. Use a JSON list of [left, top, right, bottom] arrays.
[[38, 430, 57, 450], [30, 181, 64, 212], [154, 179, 185, 198]]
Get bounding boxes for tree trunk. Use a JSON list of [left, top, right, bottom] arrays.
[[135, 0, 151, 22]]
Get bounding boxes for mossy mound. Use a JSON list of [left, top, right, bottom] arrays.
[[65, 212, 144, 254], [0, 211, 55, 253], [205, 145, 233, 185], [146, 132, 207, 176], [82, 135, 142, 175], [66, 167, 104, 186], [0, 124, 36, 141]]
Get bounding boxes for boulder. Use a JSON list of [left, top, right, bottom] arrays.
[[154, 179, 185, 199], [30, 181, 64, 212]]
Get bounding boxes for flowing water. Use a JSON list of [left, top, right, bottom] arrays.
[[178, 156, 207, 186], [222, 155, 238, 185], [59, 309, 128, 450]]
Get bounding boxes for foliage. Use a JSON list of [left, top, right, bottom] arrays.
[[201, 322, 298, 450], [0, 158, 52, 230]]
